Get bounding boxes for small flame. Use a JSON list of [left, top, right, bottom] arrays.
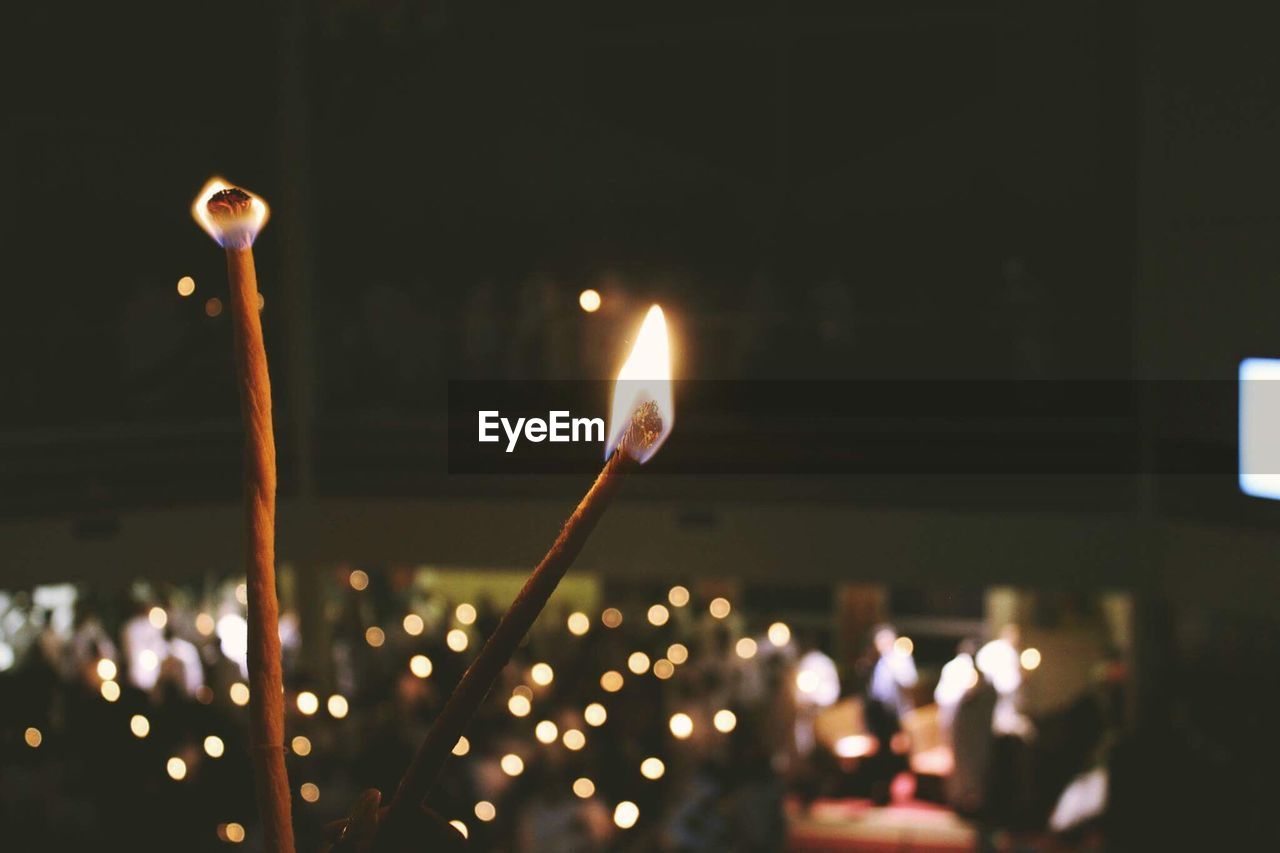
[[606, 305, 674, 464], [191, 177, 269, 249]]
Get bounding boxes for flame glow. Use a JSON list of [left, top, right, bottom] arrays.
[[191, 177, 269, 248], [606, 305, 674, 464]]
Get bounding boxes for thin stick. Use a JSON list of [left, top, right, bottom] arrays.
[[375, 408, 661, 849], [221, 233, 295, 853]]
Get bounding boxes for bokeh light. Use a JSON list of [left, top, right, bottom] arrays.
[[584, 702, 607, 726], [296, 691, 318, 715], [1021, 647, 1042, 670], [475, 800, 496, 822], [327, 694, 349, 719], [567, 611, 590, 635], [669, 712, 693, 739], [640, 757, 665, 780], [578, 288, 602, 312], [508, 694, 532, 717], [130, 714, 150, 738], [714, 709, 737, 733], [768, 622, 791, 647], [410, 654, 433, 678], [456, 603, 477, 625], [453, 736, 470, 756], [402, 613, 424, 636], [500, 753, 524, 776], [573, 777, 595, 798], [668, 585, 690, 607], [614, 800, 639, 829], [447, 629, 469, 652], [167, 757, 187, 780], [204, 735, 225, 758], [600, 670, 624, 692], [291, 735, 311, 756], [177, 276, 196, 296], [667, 643, 689, 665], [647, 604, 670, 626], [736, 637, 758, 659], [709, 597, 731, 619], [535, 720, 558, 744], [562, 728, 586, 751], [348, 569, 369, 591], [530, 662, 554, 686], [300, 782, 320, 803], [627, 651, 650, 675], [230, 682, 250, 706], [24, 727, 42, 748], [601, 607, 622, 628]]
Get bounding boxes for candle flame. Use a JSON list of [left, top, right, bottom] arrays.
[[606, 305, 674, 464], [191, 177, 269, 249]]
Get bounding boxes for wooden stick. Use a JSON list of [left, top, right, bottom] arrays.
[[212, 188, 295, 853], [374, 405, 661, 850]]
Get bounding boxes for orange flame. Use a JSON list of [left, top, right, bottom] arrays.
[[191, 177, 269, 249], [606, 305, 674, 464]]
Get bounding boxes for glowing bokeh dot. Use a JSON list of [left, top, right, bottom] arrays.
[[531, 662, 554, 686], [562, 728, 586, 751], [204, 735, 225, 758], [714, 709, 737, 733], [449, 820, 469, 839], [453, 736, 470, 756], [149, 607, 169, 629], [348, 570, 369, 591], [167, 757, 187, 780], [205, 297, 223, 318], [177, 276, 196, 297], [668, 585, 690, 607], [447, 629, 469, 652], [640, 757, 665, 780], [235, 584, 248, 605], [402, 613, 424, 636], [130, 715, 150, 738], [291, 735, 312, 756], [24, 727, 42, 748], [600, 670, 624, 692], [653, 658, 675, 679], [768, 622, 791, 647], [230, 683, 250, 706], [567, 611, 590, 635], [647, 604, 670, 626], [669, 712, 693, 739], [736, 637, 758, 659], [535, 720, 558, 744], [573, 777, 595, 798], [300, 782, 320, 803], [410, 654, 433, 678], [584, 702, 607, 726], [601, 607, 622, 628], [500, 753, 524, 776], [327, 694, 349, 719], [614, 800, 639, 829], [96, 658, 117, 680], [627, 651, 651, 675], [508, 694, 532, 717], [101, 680, 121, 702], [709, 597, 731, 619], [365, 626, 385, 648], [196, 613, 215, 635], [475, 800, 496, 822], [894, 636, 914, 656], [223, 822, 245, 843], [456, 603, 477, 625], [667, 643, 689, 665], [578, 288, 602, 312], [296, 691, 318, 715], [1021, 647, 1042, 670]]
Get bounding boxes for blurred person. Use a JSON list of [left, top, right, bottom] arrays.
[[935, 638, 980, 731], [976, 624, 1034, 739], [792, 633, 840, 756], [865, 624, 917, 804], [161, 625, 204, 697], [122, 600, 166, 690]]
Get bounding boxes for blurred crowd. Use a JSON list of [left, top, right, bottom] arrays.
[[1, 575, 1121, 852]]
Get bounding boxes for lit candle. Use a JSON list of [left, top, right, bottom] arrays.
[[375, 307, 675, 848]]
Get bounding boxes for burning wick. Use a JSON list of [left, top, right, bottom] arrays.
[[375, 307, 674, 850], [192, 178, 293, 853]]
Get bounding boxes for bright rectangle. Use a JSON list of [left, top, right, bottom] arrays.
[[1239, 358, 1280, 499]]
